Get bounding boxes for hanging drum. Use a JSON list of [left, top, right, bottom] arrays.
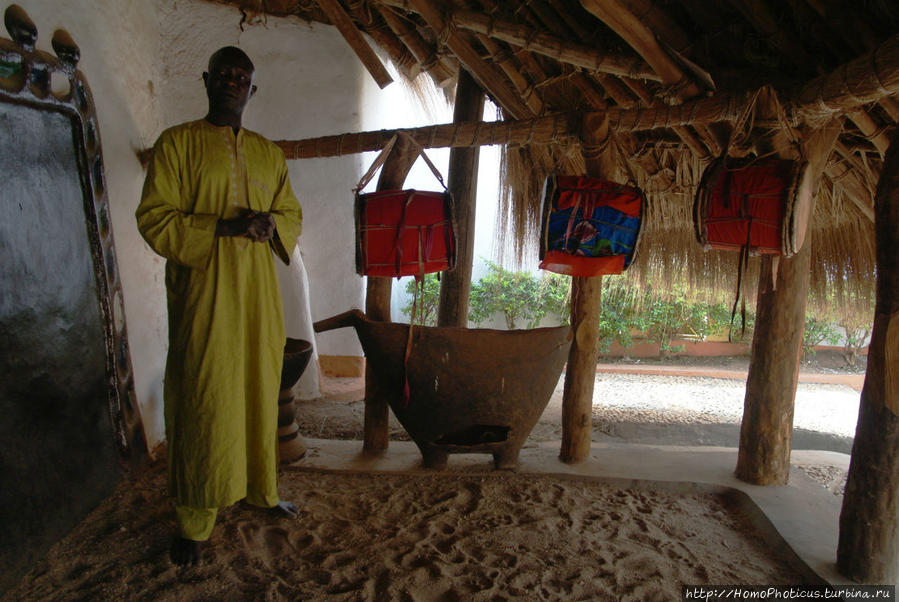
[[694, 157, 808, 257], [355, 135, 457, 278], [538, 175, 644, 277]]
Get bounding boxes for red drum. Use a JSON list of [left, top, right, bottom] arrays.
[[354, 134, 457, 278], [355, 188, 456, 277], [694, 157, 805, 256]]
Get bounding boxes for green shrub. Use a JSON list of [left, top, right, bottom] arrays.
[[400, 274, 441, 326], [802, 315, 841, 359], [469, 260, 545, 329]]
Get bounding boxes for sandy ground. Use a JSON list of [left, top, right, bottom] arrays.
[[5, 464, 811, 601], [5, 355, 860, 600]]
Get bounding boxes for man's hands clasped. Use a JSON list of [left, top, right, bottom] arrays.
[[216, 211, 276, 242]]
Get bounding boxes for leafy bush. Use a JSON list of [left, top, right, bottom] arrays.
[[802, 315, 842, 359], [597, 280, 639, 352], [469, 260, 546, 329], [537, 272, 571, 326], [832, 295, 874, 367], [400, 274, 441, 326], [400, 263, 571, 329]]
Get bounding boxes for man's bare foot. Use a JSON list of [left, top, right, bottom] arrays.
[[170, 536, 203, 566], [269, 500, 299, 519]]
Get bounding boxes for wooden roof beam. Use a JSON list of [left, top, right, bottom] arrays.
[[619, 73, 712, 160], [879, 97, 899, 122], [273, 113, 578, 159], [472, 30, 544, 116], [797, 34, 899, 120], [578, 0, 704, 102], [846, 109, 892, 157], [315, 0, 393, 88], [618, 0, 691, 55], [375, 4, 456, 87], [825, 164, 875, 222], [507, 1, 610, 110], [344, 1, 420, 81], [726, 0, 815, 70], [403, 0, 533, 119], [374, 0, 660, 82], [450, 9, 661, 82]]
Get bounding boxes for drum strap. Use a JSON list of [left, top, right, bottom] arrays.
[[729, 213, 752, 342]]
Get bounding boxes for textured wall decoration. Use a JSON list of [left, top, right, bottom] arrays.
[[0, 4, 145, 592]]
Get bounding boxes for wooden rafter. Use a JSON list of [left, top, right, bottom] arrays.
[[344, 1, 419, 80], [797, 33, 899, 120], [846, 109, 891, 156], [375, 4, 456, 87], [471, 24, 544, 115], [273, 113, 578, 159], [619, 0, 692, 55], [450, 9, 661, 81], [375, 0, 660, 83], [579, 0, 704, 101], [880, 97, 899, 122], [618, 76, 712, 160], [404, 0, 533, 118], [315, 0, 394, 88], [726, 0, 814, 70]]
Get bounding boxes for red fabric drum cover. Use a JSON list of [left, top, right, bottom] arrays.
[[355, 188, 456, 278], [694, 157, 802, 255]]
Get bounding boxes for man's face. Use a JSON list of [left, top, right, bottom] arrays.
[[204, 55, 256, 116]]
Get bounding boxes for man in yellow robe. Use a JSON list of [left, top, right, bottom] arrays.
[[136, 46, 303, 565]]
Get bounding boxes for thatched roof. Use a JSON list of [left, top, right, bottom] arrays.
[[214, 0, 898, 309]]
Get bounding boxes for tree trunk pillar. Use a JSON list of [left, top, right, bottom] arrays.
[[560, 275, 603, 462], [735, 245, 811, 484], [734, 115, 840, 485], [363, 135, 419, 453], [837, 131, 899, 584], [438, 70, 485, 327], [559, 113, 609, 463]]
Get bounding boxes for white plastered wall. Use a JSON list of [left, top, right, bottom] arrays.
[[16, 0, 397, 449]]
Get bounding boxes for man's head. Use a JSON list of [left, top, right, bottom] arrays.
[[203, 46, 257, 121]]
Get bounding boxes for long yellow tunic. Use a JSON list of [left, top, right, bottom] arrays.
[[136, 119, 302, 509]]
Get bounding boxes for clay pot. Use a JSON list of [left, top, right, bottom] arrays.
[[277, 338, 313, 463]]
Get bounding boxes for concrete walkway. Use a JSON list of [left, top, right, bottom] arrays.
[[597, 363, 866, 391], [291, 438, 854, 587]]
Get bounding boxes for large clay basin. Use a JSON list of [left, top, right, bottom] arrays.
[[314, 310, 572, 469]]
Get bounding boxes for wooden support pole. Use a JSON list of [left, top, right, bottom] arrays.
[[837, 131, 899, 584], [734, 120, 839, 485], [734, 246, 811, 484], [560, 276, 602, 462], [315, 0, 394, 89], [736, 117, 840, 485], [362, 135, 419, 452], [438, 70, 485, 327], [559, 112, 609, 463]]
